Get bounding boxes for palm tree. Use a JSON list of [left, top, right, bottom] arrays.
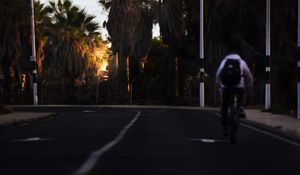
[[267, 0, 297, 112], [101, 0, 154, 101], [34, 0, 52, 74], [46, 0, 99, 79], [44, 0, 99, 102], [159, 0, 185, 97], [0, 0, 31, 103], [0, 0, 27, 74]]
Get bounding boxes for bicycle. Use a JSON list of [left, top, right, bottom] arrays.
[[228, 91, 240, 144]]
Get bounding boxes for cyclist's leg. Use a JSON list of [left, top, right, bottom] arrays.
[[221, 87, 231, 133]]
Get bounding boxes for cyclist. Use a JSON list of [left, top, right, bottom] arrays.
[[216, 52, 253, 136]]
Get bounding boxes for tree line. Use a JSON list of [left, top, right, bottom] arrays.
[[0, 0, 110, 104], [101, 0, 298, 114], [0, 0, 298, 115]]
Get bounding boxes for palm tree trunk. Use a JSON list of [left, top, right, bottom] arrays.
[[115, 52, 129, 101], [175, 57, 179, 97], [126, 56, 130, 96], [115, 52, 119, 75], [96, 80, 100, 104], [167, 49, 177, 99], [0, 80, 4, 105]]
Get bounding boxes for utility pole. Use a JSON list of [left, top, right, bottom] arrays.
[[30, 0, 38, 105], [297, 0, 300, 120], [265, 0, 271, 110], [199, 0, 205, 108]]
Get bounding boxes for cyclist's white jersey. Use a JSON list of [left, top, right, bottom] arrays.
[[216, 53, 253, 88]]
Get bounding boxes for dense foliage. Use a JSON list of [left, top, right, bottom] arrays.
[[100, 0, 298, 114], [0, 0, 298, 114], [0, 0, 110, 104]]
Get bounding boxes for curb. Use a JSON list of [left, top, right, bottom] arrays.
[[211, 109, 300, 144], [0, 113, 59, 130], [241, 119, 300, 144]]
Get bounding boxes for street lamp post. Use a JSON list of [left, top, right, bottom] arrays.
[[199, 0, 205, 108], [265, 0, 271, 110], [297, 0, 300, 120], [30, 0, 38, 105]]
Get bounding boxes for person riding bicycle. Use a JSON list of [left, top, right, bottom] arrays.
[[216, 52, 253, 136]]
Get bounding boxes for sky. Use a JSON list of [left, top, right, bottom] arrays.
[[39, 0, 160, 39]]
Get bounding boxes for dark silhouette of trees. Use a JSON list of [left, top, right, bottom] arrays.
[[0, 0, 31, 104], [100, 0, 298, 113], [0, 0, 109, 104], [103, 0, 153, 101], [0, 0, 298, 114]]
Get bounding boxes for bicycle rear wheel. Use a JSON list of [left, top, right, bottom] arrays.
[[229, 107, 238, 144]]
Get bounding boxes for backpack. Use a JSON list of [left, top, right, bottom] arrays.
[[220, 59, 241, 86]]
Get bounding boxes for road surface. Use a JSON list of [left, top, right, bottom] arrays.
[[0, 107, 299, 175]]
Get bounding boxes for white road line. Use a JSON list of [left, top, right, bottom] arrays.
[[213, 112, 300, 147], [241, 123, 300, 148], [214, 112, 221, 117], [82, 110, 96, 113], [72, 111, 141, 175], [11, 137, 53, 142], [187, 138, 228, 143]]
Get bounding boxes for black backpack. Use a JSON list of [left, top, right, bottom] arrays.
[[220, 59, 241, 86]]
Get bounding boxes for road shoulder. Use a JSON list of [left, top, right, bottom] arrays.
[[242, 109, 300, 143], [0, 112, 56, 129]]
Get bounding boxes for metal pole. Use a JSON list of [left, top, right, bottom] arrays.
[[31, 0, 38, 105], [297, 0, 300, 120], [265, 0, 271, 110], [199, 0, 205, 108]]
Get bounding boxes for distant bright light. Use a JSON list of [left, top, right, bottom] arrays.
[[100, 61, 108, 71], [153, 24, 160, 38]]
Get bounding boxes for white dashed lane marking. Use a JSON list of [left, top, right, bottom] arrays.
[[187, 138, 228, 143], [11, 137, 53, 142], [73, 111, 141, 175]]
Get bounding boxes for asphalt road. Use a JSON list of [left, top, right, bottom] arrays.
[[0, 107, 299, 175]]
